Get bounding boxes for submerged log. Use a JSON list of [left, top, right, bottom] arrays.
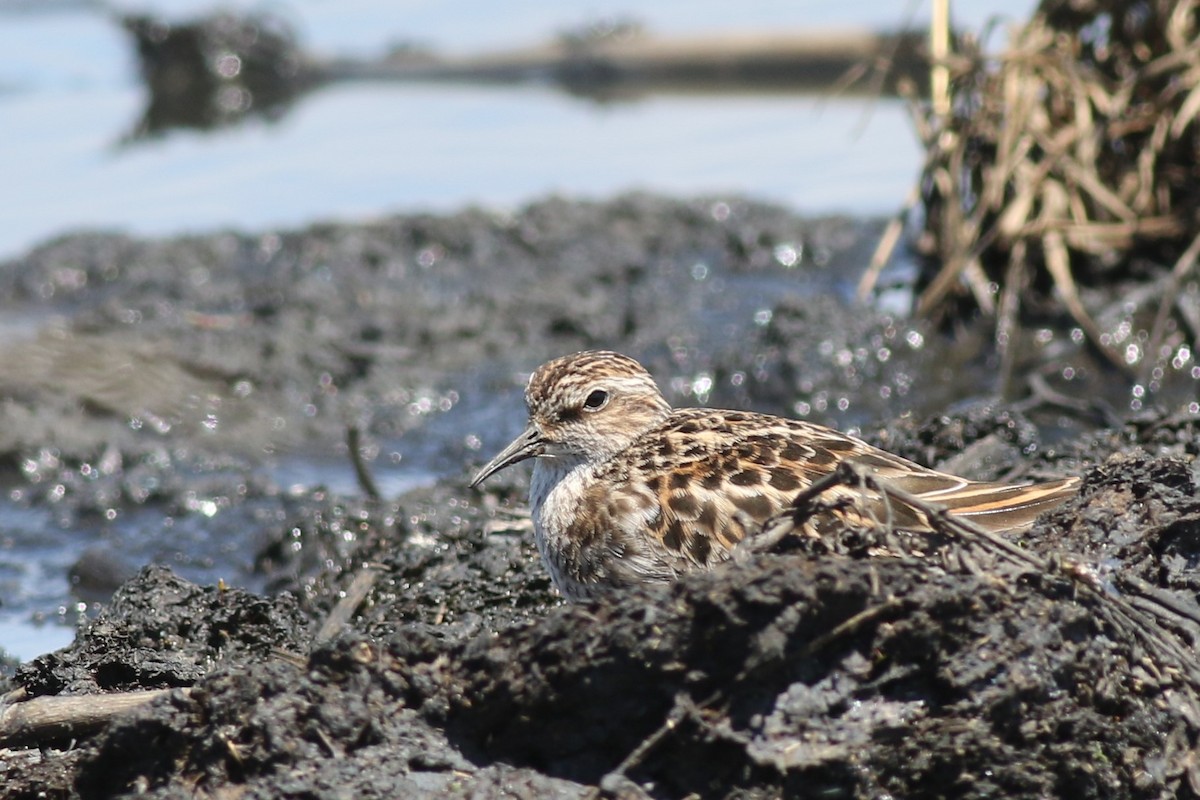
[[321, 28, 929, 97]]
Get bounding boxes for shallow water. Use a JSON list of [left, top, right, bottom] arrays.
[[0, 0, 1037, 260]]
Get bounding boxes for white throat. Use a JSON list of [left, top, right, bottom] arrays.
[[528, 454, 588, 512]]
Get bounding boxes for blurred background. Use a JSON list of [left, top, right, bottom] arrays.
[[0, 0, 1037, 260]]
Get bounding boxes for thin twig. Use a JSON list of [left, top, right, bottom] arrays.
[[803, 597, 908, 655], [1144, 230, 1200, 385], [1013, 371, 1122, 427], [858, 184, 920, 302], [930, 0, 952, 117], [0, 688, 189, 748], [588, 690, 721, 800], [347, 425, 382, 502], [314, 564, 385, 644]]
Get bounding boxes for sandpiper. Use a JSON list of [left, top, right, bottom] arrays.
[[472, 350, 1079, 601]]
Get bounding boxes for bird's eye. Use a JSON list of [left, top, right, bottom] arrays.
[[582, 389, 609, 411]]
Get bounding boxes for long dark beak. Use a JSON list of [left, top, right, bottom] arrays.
[[470, 424, 545, 487]]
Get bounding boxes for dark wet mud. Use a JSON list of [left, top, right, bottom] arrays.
[[1, 194, 1198, 798]]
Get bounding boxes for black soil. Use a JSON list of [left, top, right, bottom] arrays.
[[1, 194, 1198, 799]]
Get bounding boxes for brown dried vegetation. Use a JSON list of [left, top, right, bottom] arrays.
[[864, 0, 1200, 376]]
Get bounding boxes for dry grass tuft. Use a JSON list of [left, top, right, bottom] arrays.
[[862, 0, 1200, 375]]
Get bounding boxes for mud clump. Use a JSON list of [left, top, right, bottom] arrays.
[[14, 567, 309, 699]]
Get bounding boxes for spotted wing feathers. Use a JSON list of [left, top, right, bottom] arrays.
[[591, 409, 1078, 570]]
